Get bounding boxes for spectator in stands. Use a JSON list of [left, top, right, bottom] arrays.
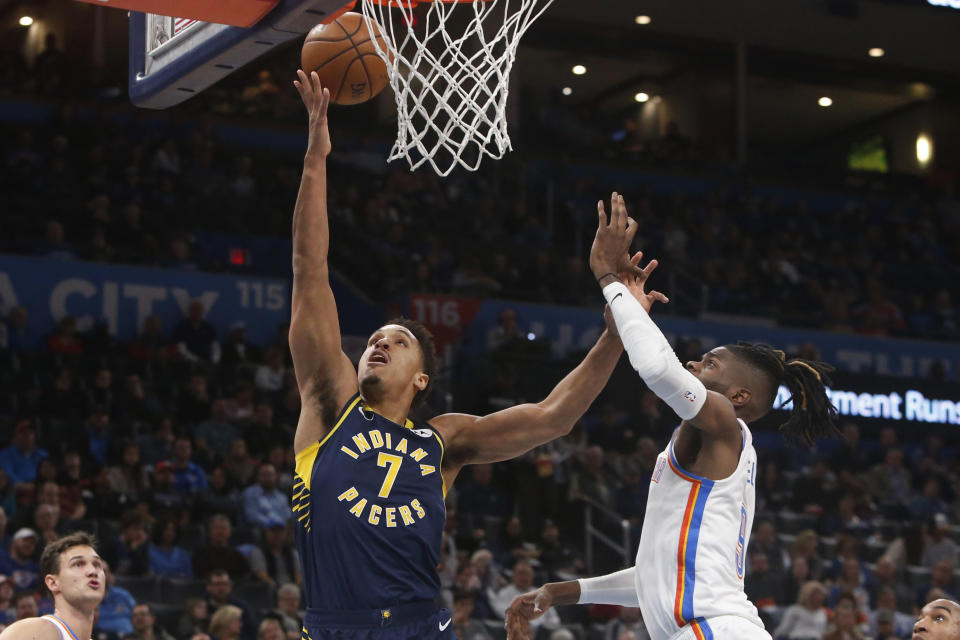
[[750, 519, 789, 577], [195, 400, 240, 458], [538, 519, 579, 580], [869, 447, 912, 516], [450, 589, 493, 640], [47, 316, 84, 356], [97, 562, 136, 637], [107, 441, 150, 505], [197, 468, 242, 524], [193, 514, 250, 581], [271, 583, 302, 640], [43, 368, 86, 423], [603, 607, 648, 640], [127, 603, 176, 640], [116, 373, 160, 428], [57, 452, 88, 520], [254, 349, 286, 393], [176, 598, 209, 639], [109, 512, 149, 576], [222, 440, 256, 488], [204, 571, 256, 640], [257, 617, 284, 640], [790, 530, 824, 581], [221, 323, 258, 373], [169, 437, 208, 494], [241, 465, 288, 529], [174, 300, 220, 364], [791, 460, 837, 517], [569, 446, 615, 508], [828, 424, 869, 474], [148, 462, 190, 512], [773, 581, 828, 640], [136, 418, 176, 468], [868, 588, 914, 639], [128, 316, 173, 363], [2, 306, 41, 355], [148, 516, 193, 579], [922, 514, 959, 568], [866, 556, 913, 611], [884, 523, 925, 571], [457, 464, 508, 523], [208, 604, 244, 640], [820, 494, 872, 538], [0, 529, 40, 590], [746, 551, 784, 614], [249, 521, 299, 588], [826, 557, 868, 613], [489, 560, 560, 632], [0, 574, 13, 624], [822, 592, 867, 640], [0, 507, 8, 552], [35, 220, 76, 261], [33, 504, 63, 548], [179, 373, 214, 427], [0, 420, 48, 486], [66, 405, 115, 467], [13, 590, 38, 620], [918, 560, 959, 607]]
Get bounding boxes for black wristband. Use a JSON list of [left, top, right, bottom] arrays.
[[596, 272, 618, 283]]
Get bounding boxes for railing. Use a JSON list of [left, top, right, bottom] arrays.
[[579, 495, 633, 574]]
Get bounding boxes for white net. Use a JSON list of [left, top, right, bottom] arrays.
[[359, 0, 555, 176]]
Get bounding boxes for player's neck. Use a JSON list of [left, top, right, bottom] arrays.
[[53, 599, 96, 640], [365, 396, 413, 427]]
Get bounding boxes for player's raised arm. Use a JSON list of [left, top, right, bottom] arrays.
[[589, 192, 739, 437], [289, 70, 358, 452], [432, 247, 666, 468]]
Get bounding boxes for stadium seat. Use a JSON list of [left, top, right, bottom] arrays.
[[161, 577, 207, 603], [115, 575, 161, 602], [233, 580, 275, 611]]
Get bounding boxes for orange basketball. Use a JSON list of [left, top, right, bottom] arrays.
[[301, 13, 390, 106]]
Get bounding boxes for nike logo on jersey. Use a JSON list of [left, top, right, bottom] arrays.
[[439, 618, 452, 631]]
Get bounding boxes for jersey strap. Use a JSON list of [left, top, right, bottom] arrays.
[[41, 615, 82, 640]]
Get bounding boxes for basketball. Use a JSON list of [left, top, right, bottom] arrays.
[[301, 12, 389, 106]]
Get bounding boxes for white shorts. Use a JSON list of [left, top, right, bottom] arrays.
[[667, 615, 771, 640]]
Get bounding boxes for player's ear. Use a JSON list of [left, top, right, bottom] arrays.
[[729, 386, 751, 409], [45, 573, 58, 596], [413, 372, 429, 392]]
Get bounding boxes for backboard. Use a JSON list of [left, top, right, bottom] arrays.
[[129, 0, 355, 109]]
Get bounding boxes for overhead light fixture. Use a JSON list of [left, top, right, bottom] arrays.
[[818, 96, 833, 107], [562, 86, 572, 96], [868, 47, 885, 57], [635, 15, 652, 25], [916, 134, 933, 166], [19, 16, 33, 26], [634, 92, 649, 103], [572, 65, 587, 75]]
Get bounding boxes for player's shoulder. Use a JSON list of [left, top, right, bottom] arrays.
[[0, 616, 60, 640]]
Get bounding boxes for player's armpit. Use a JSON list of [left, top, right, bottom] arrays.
[[432, 403, 556, 467]]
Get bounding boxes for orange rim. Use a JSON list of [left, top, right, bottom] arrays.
[[366, 0, 491, 6]]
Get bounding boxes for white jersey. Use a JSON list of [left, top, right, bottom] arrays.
[[634, 420, 765, 640]]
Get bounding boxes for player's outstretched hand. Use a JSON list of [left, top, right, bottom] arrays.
[[590, 192, 640, 283], [623, 250, 668, 313], [505, 586, 553, 640], [294, 69, 332, 157]]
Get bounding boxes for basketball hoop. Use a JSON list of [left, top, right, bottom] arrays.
[[359, 0, 555, 176]]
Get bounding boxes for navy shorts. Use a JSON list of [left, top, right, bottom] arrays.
[[303, 601, 456, 640]]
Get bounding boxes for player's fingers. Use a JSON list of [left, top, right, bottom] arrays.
[[319, 87, 331, 117], [610, 192, 621, 228], [642, 258, 659, 276], [597, 200, 608, 229], [625, 216, 639, 243], [310, 70, 322, 95], [650, 290, 670, 304], [631, 250, 643, 266]]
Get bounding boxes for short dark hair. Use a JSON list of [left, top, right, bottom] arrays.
[[207, 569, 231, 583], [386, 317, 436, 409], [39, 531, 99, 597]]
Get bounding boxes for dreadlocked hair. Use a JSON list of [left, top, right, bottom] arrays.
[[725, 342, 840, 447]]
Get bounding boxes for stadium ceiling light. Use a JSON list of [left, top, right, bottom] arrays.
[[19, 16, 33, 26], [916, 134, 933, 165], [635, 92, 650, 103], [635, 15, 652, 25], [818, 96, 833, 107], [572, 65, 587, 75], [562, 86, 572, 96], [868, 47, 885, 57]]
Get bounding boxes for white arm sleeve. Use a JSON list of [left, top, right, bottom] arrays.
[[602, 281, 707, 421], [577, 568, 640, 607]]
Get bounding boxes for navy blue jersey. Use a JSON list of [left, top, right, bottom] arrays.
[[293, 394, 447, 610]]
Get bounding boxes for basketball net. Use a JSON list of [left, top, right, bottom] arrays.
[[359, 0, 555, 176]]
